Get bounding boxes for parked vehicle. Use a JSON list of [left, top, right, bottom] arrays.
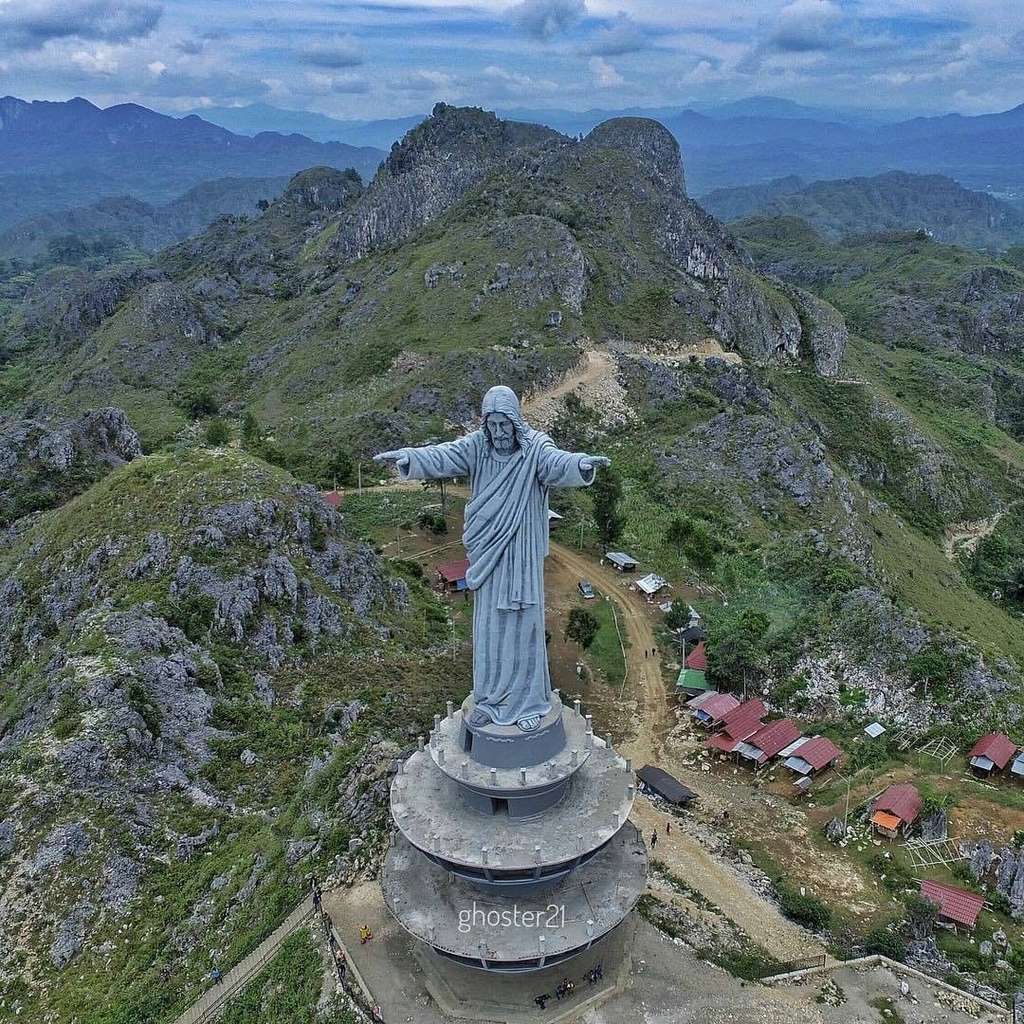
[[578, 580, 596, 599]]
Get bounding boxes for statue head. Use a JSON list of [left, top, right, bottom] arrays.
[[481, 386, 529, 454]]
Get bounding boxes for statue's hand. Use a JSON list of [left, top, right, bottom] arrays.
[[374, 450, 410, 471], [580, 455, 611, 473]]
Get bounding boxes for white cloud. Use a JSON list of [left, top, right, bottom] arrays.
[[297, 33, 363, 68], [147, 60, 166, 75], [69, 45, 119, 74], [589, 56, 623, 87], [509, 0, 586, 41]]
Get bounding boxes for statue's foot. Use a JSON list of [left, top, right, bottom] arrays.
[[517, 715, 541, 732], [466, 707, 491, 727]]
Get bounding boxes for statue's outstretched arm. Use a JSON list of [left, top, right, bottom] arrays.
[[538, 447, 611, 488], [374, 435, 474, 481]]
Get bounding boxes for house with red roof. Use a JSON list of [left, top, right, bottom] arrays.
[[676, 641, 711, 695], [436, 556, 470, 592], [782, 735, 842, 777], [706, 699, 767, 754], [735, 719, 804, 768], [320, 490, 343, 508], [919, 880, 985, 931], [691, 692, 740, 728], [968, 733, 1017, 776], [871, 783, 923, 839]]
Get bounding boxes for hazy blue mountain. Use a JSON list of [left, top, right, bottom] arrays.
[[701, 171, 1024, 250], [0, 96, 385, 229], [0, 175, 291, 260], [186, 102, 425, 148]]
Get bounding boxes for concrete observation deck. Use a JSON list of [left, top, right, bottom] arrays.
[[392, 739, 636, 875], [381, 825, 648, 971]]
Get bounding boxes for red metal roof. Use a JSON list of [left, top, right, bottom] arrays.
[[790, 736, 842, 771], [437, 558, 470, 582], [707, 733, 740, 753], [750, 719, 802, 760], [875, 783, 923, 825], [695, 693, 740, 722], [969, 732, 1017, 770], [321, 490, 342, 507], [920, 880, 985, 928], [685, 642, 707, 671], [718, 699, 766, 741]]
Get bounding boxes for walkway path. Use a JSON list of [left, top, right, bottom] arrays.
[[172, 896, 314, 1024]]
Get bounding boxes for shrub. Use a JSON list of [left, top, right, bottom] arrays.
[[864, 921, 906, 960], [565, 608, 600, 650], [776, 883, 831, 930], [204, 418, 231, 446]]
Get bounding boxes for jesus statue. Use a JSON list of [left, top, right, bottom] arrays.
[[375, 385, 611, 732]]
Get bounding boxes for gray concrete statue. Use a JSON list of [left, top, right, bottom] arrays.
[[375, 385, 611, 732]]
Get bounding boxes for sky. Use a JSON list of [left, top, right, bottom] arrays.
[[0, 0, 1022, 120]]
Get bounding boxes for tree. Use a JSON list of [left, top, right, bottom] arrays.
[[708, 607, 769, 691], [204, 417, 230, 447], [320, 448, 354, 489], [565, 608, 600, 650], [241, 411, 263, 448], [182, 388, 218, 419], [665, 515, 718, 571], [663, 599, 692, 631], [591, 468, 623, 548]]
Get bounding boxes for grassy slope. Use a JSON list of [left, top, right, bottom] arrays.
[[0, 449, 470, 1024]]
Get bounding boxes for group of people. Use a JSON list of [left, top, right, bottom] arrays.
[[534, 961, 604, 1008], [648, 819, 672, 850]]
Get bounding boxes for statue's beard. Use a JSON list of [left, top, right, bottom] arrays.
[[491, 435, 516, 453]]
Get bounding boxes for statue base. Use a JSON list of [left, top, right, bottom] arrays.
[[459, 693, 567, 768]]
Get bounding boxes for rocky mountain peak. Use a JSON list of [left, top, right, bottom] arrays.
[[278, 165, 363, 212], [584, 116, 686, 196]]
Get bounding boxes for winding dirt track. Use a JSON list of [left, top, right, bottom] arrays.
[[548, 540, 824, 962]]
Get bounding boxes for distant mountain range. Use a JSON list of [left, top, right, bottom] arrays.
[[188, 97, 1024, 196], [0, 175, 291, 261], [700, 171, 1024, 251], [0, 96, 385, 230]]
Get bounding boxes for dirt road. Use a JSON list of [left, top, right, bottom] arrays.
[[548, 541, 824, 962]]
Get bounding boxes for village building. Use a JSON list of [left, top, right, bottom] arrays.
[[870, 783, 923, 839], [636, 765, 697, 807], [320, 490, 343, 508], [690, 691, 741, 728], [436, 556, 470, 593], [633, 573, 669, 601], [1012, 750, 1024, 779], [706, 699, 766, 755], [919, 880, 985, 931], [605, 551, 639, 572], [735, 719, 804, 768], [783, 735, 842, 777], [967, 732, 1017, 776], [676, 641, 711, 696]]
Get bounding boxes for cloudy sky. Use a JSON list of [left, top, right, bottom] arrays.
[[1, 0, 1022, 119]]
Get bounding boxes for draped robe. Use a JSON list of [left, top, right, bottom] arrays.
[[394, 427, 594, 726]]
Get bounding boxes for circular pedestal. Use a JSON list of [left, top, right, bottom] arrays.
[[391, 739, 635, 888], [381, 825, 647, 972]]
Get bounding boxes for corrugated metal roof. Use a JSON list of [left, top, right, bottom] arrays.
[[871, 810, 902, 832], [875, 783, 923, 824], [920, 880, 985, 928], [686, 689, 720, 709], [789, 735, 842, 770], [864, 722, 886, 738], [707, 733, 740, 753], [1013, 751, 1024, 776], [605, 551, 638, 568], [436, 557, 470, 582], [635, 573, 668, 595], [685, 642, 707, 671], [694, 693, 740, 722], [718, 699, 766, 741], [749, 719, 802, 760], [968, 732, 1017, 770], [677, 668, 711, 692]]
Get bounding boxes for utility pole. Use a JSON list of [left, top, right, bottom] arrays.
[[578, 520, 584, 550], [397, 525, 402, 555], [357, 462, 363, 495]]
